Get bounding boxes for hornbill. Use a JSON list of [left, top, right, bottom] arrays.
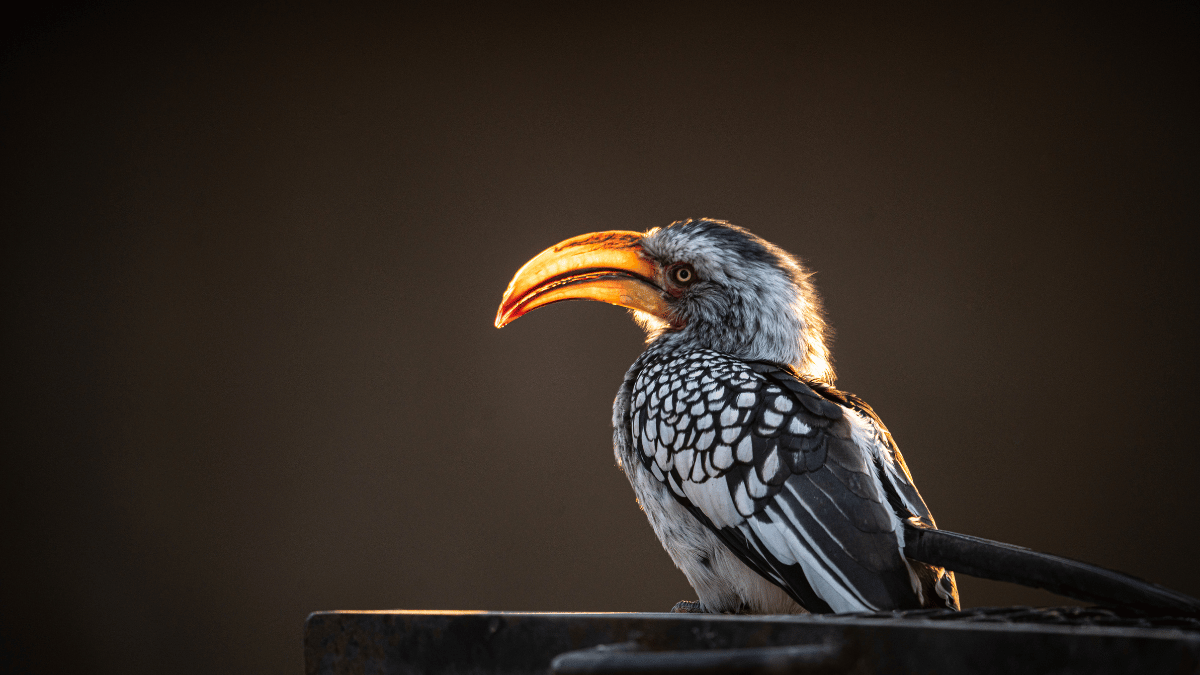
[[495, 218, 1200, 616]]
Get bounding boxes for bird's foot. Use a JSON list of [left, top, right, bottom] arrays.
[[670, 600, 704, 613]]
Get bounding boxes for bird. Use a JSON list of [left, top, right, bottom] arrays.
[[495, 218, 1200, 617], [495, 218, 954, 614]]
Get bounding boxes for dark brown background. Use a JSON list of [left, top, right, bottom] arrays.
[[3, 2, 1198, 673]]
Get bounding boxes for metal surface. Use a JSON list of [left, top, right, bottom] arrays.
[[549, 641, 848, 674], [304, 609, 1200, 674]]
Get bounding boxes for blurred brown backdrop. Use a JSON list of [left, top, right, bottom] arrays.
[[3, 2, 1198, 673]]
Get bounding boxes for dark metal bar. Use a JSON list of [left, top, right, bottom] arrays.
[[304, 610, 1200, 675], [550, 641, 847, 674]]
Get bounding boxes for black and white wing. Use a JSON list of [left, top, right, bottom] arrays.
[[628, 348, 932, 613], [800, 374, 960, 609]]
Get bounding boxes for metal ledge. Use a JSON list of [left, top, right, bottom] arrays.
[[304, 609, 1200, 674]]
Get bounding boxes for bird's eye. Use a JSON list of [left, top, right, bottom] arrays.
[[671, 265, 696, 286]]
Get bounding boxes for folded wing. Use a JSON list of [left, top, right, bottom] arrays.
[[629, 349, 926, 613]]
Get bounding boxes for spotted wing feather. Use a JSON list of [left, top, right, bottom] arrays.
[[629, 349, 926, 613]]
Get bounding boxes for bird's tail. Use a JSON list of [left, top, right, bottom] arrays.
[[902, 520, 1200, 617]]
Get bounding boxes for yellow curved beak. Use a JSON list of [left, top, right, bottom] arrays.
[[495, 230, 676, 328]]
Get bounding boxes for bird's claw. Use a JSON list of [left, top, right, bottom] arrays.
[[670, 600, 704, 613]]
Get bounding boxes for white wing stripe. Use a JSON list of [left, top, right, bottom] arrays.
[[777, 485, 878, 611], [744, 511, 795, 565], [743, 535, 789, 587], [680, 473, 743, 529], [754, 504, 866, 613]]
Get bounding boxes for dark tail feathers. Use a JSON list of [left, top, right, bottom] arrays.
[[903, 522, 1200, 617]]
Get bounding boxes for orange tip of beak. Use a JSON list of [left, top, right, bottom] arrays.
[[495, 230, 677, 328]]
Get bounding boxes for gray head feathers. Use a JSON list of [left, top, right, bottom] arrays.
[[637, 219, 835, 383]]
